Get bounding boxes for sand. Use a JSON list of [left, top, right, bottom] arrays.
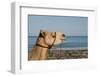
[[28, 48, 88, 60]]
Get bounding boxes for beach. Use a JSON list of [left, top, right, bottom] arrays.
[[28, 47, 88, 60], [48, 48, 88, 59]]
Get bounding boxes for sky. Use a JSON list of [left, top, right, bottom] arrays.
[[28, 15, 88, 36]]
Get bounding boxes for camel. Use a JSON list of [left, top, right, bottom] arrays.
[[29, 30, 65, 60]]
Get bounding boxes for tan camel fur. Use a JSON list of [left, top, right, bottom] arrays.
[[29, 30, 65, 60]]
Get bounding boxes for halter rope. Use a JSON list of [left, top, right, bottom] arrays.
[[36, 32, 56, 49]]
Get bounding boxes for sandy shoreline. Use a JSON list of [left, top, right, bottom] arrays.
[[48, 49, 88, 59], [28, 47, 88, 60], [50, 47, 87, 51]]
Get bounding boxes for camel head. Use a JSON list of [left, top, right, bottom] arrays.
[[36, 30, 65, 48]]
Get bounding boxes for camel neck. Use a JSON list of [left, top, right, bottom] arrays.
[[35, 45, 48, 60]]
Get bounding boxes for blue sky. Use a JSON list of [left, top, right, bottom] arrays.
[[28, 15, 88, 36]]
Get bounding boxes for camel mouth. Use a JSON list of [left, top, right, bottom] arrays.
[[60, 38, 66, 42], [61, 38, 65, 40], [61, 36, 66, 40]]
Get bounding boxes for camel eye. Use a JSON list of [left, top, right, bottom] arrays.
[[52, 35, 55, 38]]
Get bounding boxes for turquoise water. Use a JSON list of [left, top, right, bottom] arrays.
[[28, 36, 88, 50]]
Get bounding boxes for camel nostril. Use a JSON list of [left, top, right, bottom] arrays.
[[62, 34, 65, 37]]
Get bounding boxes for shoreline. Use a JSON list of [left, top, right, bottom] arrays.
[[50, 47, 87, 51], [28, 47, 88, 52], [28, 47, 88, 60]]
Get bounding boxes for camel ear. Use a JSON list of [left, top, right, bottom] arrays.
[[40, 30, 46, 37]]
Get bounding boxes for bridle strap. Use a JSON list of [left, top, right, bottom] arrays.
[[36, 43, 49, 48], [36, 32, 56, 49], [48, 32, 56, 49]]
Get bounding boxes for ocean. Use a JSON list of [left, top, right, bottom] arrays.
[[28, 36, 88, 51]]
